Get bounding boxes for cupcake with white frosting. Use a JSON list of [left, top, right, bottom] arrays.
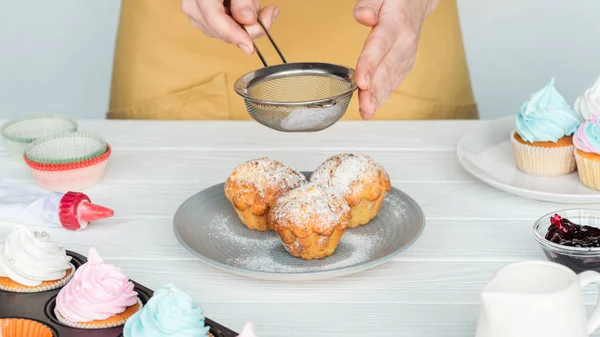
[[575, 76, 600, 120], [0, 225, 74, 292], [512, 78, 583, 176]]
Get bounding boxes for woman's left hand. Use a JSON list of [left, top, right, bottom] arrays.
[[354, 0, 439, 120]]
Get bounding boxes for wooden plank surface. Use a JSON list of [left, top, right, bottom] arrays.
[[1, 120, 598, 337]]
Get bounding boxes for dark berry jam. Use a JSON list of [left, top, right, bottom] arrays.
[[545, 214, 600, 248]]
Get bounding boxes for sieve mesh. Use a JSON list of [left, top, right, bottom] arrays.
[[247, 75, 352, 102]]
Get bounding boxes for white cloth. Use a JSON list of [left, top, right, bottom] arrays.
[[0, 183, 62, 228]]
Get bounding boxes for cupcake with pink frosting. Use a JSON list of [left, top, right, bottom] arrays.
[[54, 247, 142, 329], [573, 114, 600, 190]]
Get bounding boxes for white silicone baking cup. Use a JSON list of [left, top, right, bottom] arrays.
[[0, 263, 75, 293], [0, 115, 78, 158], [25, 131, 107, 164], [55, 298, 143, 329], [29, 159, 109, 192]]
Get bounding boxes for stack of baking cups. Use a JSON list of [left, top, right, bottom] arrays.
[[0, 114, 78, 158], [23, 131, 111, 192]]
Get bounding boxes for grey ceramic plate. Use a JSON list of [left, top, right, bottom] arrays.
[[173, 174, 426, 280]]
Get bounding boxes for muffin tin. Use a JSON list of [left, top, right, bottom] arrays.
[[0, 250, 238, 337]]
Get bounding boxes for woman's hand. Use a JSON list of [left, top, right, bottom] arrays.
[[354, 0, 439, 120], [181, 0, 279, 55]]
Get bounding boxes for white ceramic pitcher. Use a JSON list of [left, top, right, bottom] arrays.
[[475, 261, 600, 337]]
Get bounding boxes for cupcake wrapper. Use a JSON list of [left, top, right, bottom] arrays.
[[0, 318, 55, 337], [0, 114, 78, 143], [55, 298, 143, 329], [25, 145, 112, 171], [25, 131, 107, 165], [28, 159, 109, 192], [575, 151, 600, 190], [511, 135, 576, 176], [0, 263, 75, 293]]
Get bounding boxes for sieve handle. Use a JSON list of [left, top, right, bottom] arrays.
[[223, 0, 286, 67]]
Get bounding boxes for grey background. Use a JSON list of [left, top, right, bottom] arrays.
[[0, 0, 598, 120]]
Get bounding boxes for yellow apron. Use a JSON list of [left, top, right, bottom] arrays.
[[108, 0, 478, 120]]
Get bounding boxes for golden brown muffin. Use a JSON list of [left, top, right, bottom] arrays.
[[224, 158, 306, 231], [310, 154, 391, 228], [269, 183, 350, 260]]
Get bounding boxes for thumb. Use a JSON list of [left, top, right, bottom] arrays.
[[353, 0, 383, 27]]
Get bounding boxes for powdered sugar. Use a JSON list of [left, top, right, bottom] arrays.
[[279, 107, 336, 131], [225, 229, 383, 273], [382, 191, 409, 219], [310, 154, 389, 196], [225, 158, 306, 199], [269, 184, 350, 232]]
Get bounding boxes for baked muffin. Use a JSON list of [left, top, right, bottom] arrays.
[[269, 183, 350, 260], [224, 158, 306, 231], [310, 154, 390, 228]]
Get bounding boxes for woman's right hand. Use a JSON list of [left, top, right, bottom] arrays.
[[181, 0, 279, 55]]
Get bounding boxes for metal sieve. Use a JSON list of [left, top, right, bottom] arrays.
[[234, 63, 357, 132], [229, 3, 357, 132]]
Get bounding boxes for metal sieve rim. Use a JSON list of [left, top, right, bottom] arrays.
[[233, 62, 357, 106]]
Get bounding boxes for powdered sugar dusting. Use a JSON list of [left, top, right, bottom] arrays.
[[310, 154, 389, 196], [382, 191, 409, 219], [225, 158, 306, 198], [269, 184, 350, 232], [225, 229, 383, 273]]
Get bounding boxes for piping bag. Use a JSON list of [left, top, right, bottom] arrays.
[[0, 183, 114, 231]]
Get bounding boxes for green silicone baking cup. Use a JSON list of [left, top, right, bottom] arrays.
[[0, 114, 78, 143], [25, 131, 108, 165]]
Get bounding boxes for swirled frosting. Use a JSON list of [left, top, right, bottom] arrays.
[[123, 283, 210, 337], [574, 114, 600, 155], [515, 78, 582, 143], [238, 322, 258, 337], [56, 247, 138, 322], [0, 225, 71, 286], [575, 76, 600, 120]]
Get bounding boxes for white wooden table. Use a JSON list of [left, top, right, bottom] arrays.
[[1, 120, 598, 336]]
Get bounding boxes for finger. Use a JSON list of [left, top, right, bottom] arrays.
[[353, 0, 383, 27], [230, 0, 259, 26], [245, 5, 279, 39], [358, 89, 376, 120], [196, 0, 255, 54], [181, 0, 207, 28], [367, 40, 416, 115], [355, 22, 399, 91]]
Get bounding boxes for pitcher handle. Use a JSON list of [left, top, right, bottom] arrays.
[[578, 271, 600, 334]]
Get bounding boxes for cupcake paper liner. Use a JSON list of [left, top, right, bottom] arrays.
[[28, 159, 109, 192], [511, 134, 576, 176], [0, 263, 75, 293], [25, 131, 107, 165], [24, 145, 112, 171], [0, 318, 55, 337], [0, 114, 77, 159], [575, 151, 600, 190], [55, 298, 143, 329]]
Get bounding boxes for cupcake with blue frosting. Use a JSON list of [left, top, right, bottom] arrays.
[[573, 114, 600, 190], [512, 78, 583, 176], [123, 283, 211, 337]]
